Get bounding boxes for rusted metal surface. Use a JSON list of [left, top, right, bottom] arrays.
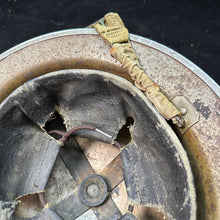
[[0, 29, 219, 219]]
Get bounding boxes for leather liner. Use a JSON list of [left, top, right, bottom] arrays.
[[0, 69, 195, 219]]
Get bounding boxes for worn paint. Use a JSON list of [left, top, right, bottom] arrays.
[[0, 29, 219, 219], [193, 99, 211, 120]]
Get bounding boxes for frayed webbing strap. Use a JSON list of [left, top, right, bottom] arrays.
[[93, 13, 129, 44], [93, 13, 184, 126]]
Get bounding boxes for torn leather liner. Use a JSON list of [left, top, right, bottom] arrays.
[[0, 69, 196, 219]]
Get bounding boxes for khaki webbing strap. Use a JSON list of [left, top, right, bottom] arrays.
[[93, 12, 184, 127]]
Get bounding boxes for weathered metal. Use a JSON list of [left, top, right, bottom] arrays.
[[0, 29, 219, 219], [172, 96, 200, 134], [78, 174, 108, 207]]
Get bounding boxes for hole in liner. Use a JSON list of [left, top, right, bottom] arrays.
[[44, 110, 66, 140], [115, 116, 134, 146], [15, 193, 42, 218]]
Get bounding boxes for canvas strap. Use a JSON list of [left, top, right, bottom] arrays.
[[92, 12, 184, 127]]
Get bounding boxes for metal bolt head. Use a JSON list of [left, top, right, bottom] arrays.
[[78, 174, 108, 207], [87, 183, 99, 198], [180, 107, 187, 116]]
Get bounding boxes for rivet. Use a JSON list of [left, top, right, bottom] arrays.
[[78, 174, 108, 207], [180, 107, 187, 116]]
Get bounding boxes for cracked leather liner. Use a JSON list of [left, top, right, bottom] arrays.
[[0, 69, 196, 219]]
